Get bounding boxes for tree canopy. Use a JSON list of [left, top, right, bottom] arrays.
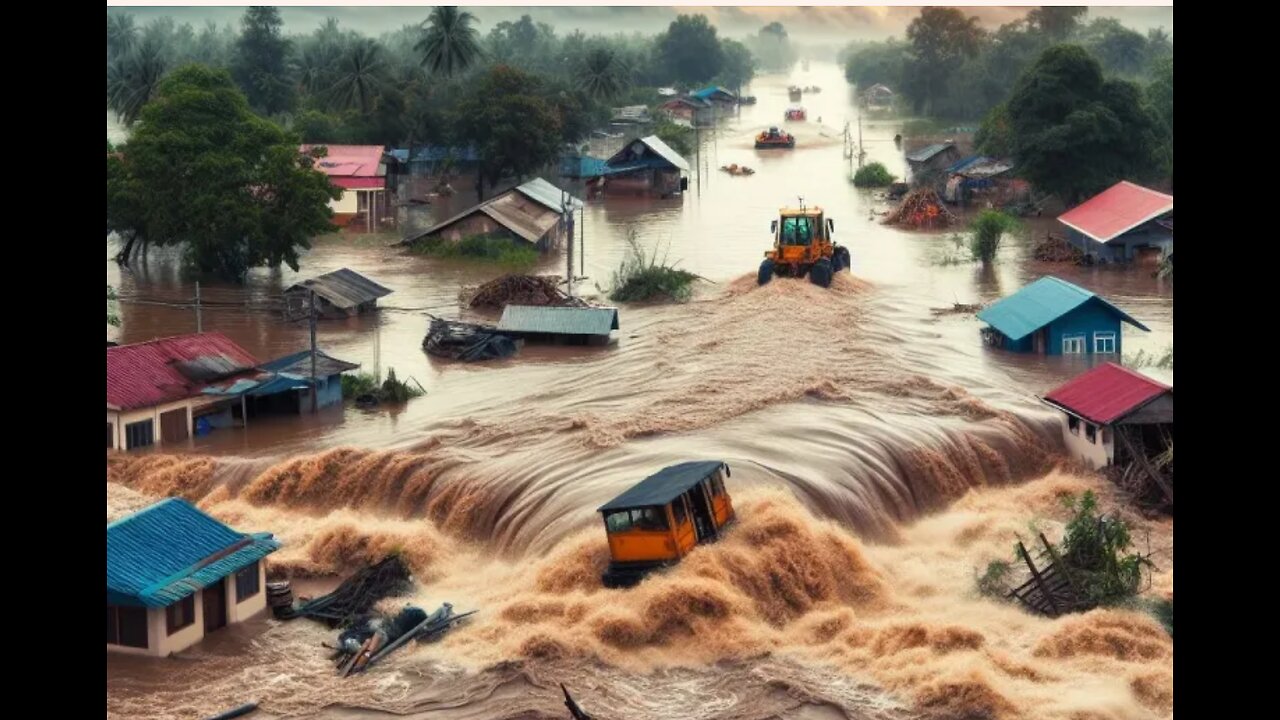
[[107, 65, 338, 279], [454, 65, 564, 196], [903, 7, 984, 114], [231, 6, 295, 115], [654, 14, 724, 86]]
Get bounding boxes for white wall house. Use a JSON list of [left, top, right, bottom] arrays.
[[107, 498, 280, 657], [1041, 362, 1173, 471]]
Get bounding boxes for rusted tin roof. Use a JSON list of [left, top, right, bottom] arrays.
[[285, 268, 393, 309]]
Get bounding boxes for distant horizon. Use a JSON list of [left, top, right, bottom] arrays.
[[105, 5, 1173, 45]]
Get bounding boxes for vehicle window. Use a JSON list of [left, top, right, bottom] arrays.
[[711, 472, 726, 497], [631, 507, 669, 531], [605, 510, 632, 533], [672, 497, 688, 525]]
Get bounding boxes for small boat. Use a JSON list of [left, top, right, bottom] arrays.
[[755, 127, 795, 149], [784, 106, 807, 122], [788, 86, 802, 102]]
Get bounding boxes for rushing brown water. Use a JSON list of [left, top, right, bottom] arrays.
[[107, 62, 1173, 720]]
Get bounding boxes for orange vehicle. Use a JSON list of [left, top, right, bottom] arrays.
[[755, 126, 795, 149], [758, 202, 852, 288], [784, 105, 807, 122], [598, 461, 735, 588]]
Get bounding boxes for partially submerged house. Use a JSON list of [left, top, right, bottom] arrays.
[[406, 177, 583, 252], [285, 268, 393, 319], [861, 83, 894, 108], [976, 276, 1150, 355], [906, 142, 962, 184], [301, 144, 393, 232], [1041, 362, 1172, 471], [691, 86, 737, 105], [1057, 181, 1173, 265], [107, 498, 280, 657], [585, 136, 690, 198], [203, 350, 360, 416], [610, 105, 652, 124], [107, 333, 260, 451], [942, 156, 1019, 205], [496, 305, 619, 346], [658, 96, 714, 125]]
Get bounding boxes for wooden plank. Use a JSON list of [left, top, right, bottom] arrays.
[[1017, 541, 1061, 617], [1116, 429, 1173, 504]]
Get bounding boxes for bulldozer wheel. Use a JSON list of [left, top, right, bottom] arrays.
[[758, 258, 774, 285], [810, 259, 833, 288], [834, 246, 851, 272]]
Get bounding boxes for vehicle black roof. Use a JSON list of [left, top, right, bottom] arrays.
[[597, 461, 728, 512]]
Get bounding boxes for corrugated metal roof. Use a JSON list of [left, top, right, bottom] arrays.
[[1042, 362, 1172, 425], [107, 333, 260, 411], [906, 142, 956, 163], [598, 461, 727, 511], [407, 178, 576, 244], [660, 96, 712, 109], [333, 177, 385, 190], [976, 276, 1150, 341], [285, 268, 393, 309], [107, 498, 280, 608], [606, 136, 689, 172], [389, 146, 482, 163], [1058, 181, 1174, 243], [611, 105, 652, 123], [692, 86, 735, 101], [497, 305, 620, 336], [260, 350, 360, 378], [561, 155, 610, 179]]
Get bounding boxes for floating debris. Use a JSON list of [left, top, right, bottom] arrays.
[[423, 316, 521, 362], [279, 556, 413, 627], [1033, 233, 1086, 263], [882, 187, 957, 229], [466, 274, 585, 310]]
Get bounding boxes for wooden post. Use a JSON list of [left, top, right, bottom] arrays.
[[241, 395, 247, 430], [195, 282, 202, 333], [1017, 540, 1061, 617], [309, 290, 318, 414]]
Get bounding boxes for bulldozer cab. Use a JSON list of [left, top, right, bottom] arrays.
[[760, 205, 848, 287]]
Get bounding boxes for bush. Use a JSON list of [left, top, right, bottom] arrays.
[[1124, 345, 1173, 370], [344, 368, 424, 404], [852, 162, 896, 187], [1059, 491, 1154, 606], [609, 232, 698, 303], [411, 233, 538, 269], [968, 210, 1020, 264], [977, 559, 1013, 598], [341, 372, 379, 399], [653, 117, 694, 156]]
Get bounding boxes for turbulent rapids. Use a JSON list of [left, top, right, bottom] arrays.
[[107, 274, 1172, 720]]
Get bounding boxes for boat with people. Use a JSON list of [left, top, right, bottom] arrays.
[[784, 106, 807, 122], [755, 127, 796, 149]]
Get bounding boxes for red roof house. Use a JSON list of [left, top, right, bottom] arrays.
[[1040, 362, 1173, 469], [301, 144, 392, 231], [1057, 181, 1173, 264]]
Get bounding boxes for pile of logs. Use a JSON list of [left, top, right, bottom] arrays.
[[1034, 233, 1085, 263], [278, 556, 414, 627], [423, 316, 520, 362], [332, 603, 475, 677], [466, 274, 581, 309], [882, 187, 957, 229]]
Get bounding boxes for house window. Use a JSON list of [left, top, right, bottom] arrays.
[[125, 419, 155, 450], [1094, 332, 1117, 354], [1068, 416, 1080, 436], [107, 605, 149, 648], [236, 562, 261, 602], [166, 594, 196, 635], [1086, 424, 1098, 444], [1101, 427, 1111, 444], [1062, 335, 1086, 354]]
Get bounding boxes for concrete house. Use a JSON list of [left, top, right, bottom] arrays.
[[1057, 181, 1173, 265], [1040, 362, 1173, 470]]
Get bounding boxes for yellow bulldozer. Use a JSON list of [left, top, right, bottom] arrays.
[[758, 202, 851, 288]]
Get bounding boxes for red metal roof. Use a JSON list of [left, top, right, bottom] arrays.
[[301, 144, 385, 178], [106, 332, 260, 411], [332, 177, 385, 190], [1057, 181, 1173, 243], [1042, 362, 1171, 425]]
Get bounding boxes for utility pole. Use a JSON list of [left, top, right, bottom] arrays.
[[858, 113, 866, 169], [195, 282, 203, 333], [564, 190, 575, 298], [309, 290, 318, 414], [579, 204, 585, 287]]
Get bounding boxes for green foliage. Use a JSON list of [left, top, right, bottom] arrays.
[[977, 560, 1012, 598], [903, 7, 984, 115], [747, 22, 796, 73], [1151, 598, 1172, 637], [1005, 45, 1161, 202], [1147, 57, 1173, 178], [344, 369, 424, 404], [968, 210, 1020, 264], [326, 38, 388, 114], [416, 6, 482, 77], [454, 65, 565, 194], [609, 233, 698, 303], [852, 162, 896, 187], [411, 233, 538, 268], [844, 40, 909, 92], [1025, 7, 1087, 42], [1059, 491, 1154, 606], [577, 45, 631, 101], [341, 372, 379, 399], [974, 102, 1013, 157], [107, 65, 339, 280], [107, 286, 121, 327], [107, 38, 170, 126], [380, 368, 425, 403], [655, 14, 724, 85], [1124, 345, 1173, 371], [716, 39, 756, 94], [652, 117, 694, 156], [231, 7, 295, 115]]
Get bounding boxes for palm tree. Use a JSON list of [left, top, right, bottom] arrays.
[[578, 47, 629, 101], [295, 41, 340, 97], [328, 39, 387, 114], [107, 13, 137, 61], [106, 40, 168, 126], [415, 6, 482, 77]]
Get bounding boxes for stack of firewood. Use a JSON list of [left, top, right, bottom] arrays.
[[882, 187, 957, 229], [465, 274, 575, 309], [1033, 233, 1085, 263]]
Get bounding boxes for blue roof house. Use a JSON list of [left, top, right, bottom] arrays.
[[107, 498, 281, 656], [976, 276, 1149, 356], [587, 136, 690, 198]]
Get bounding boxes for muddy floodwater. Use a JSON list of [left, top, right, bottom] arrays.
[[107, 63, 1173, 720]]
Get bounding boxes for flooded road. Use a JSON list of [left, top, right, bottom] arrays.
[[107, 62, 1173, 720]]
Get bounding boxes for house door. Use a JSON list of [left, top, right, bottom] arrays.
[[160, 408, 189, 444], [1135, 246, 1162, 267], [107, 422, 115, 449], [203, 578, 227, 633], [1033, 329, 1046, 354]]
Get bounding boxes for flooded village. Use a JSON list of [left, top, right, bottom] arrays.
[[106, 5, 1174, 720]]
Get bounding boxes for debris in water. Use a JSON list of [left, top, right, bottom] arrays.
[[562, 684, 595, 719], [203, 703, 259, 720], [930, 302, 983, 316], [332, 602, 477, 675], [1033, 232, 1086, 263], [883, 187, 957, 229], [280, 555, 413, 627], [466, 274, 586, 310], [423, 316, 522, 361]]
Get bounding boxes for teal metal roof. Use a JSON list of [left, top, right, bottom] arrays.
[[516, 177, 583, 213], [107, 498, 280, 608], [497, 305, 619, 336], [976, 276, 1150, 341]]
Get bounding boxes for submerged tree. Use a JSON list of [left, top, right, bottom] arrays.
[[106, 65, 338, 279], [107, 285, 121, 327], [416, 6, 483, 77], [1004, 45, 1160, 202], [231, 6, 295, 115], [968, 210, 1020, 264]]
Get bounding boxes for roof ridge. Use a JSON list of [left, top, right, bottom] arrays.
[[107, 331, 233, 352], [1103, 361, 1172, 390]]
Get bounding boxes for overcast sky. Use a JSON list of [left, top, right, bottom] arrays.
[[108, 5, 1173, 44]]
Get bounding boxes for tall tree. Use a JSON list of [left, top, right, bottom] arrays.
[[904, 8, 984, 114], [454, 66, 562, 199], [1025, 6, 1087, 42], [717, 39, 756, 95], [106, 39, 169, 125], [328, 39, 388, 114], [1086, 21, 1148, 76], [231, 6, 295, 115], [654, 14, 724, 86], [577, 46, 629, 101], [107, 65, 338, 278], [416, 6, 482, 77], [752, 21, 796, 72], [1147, 57, 1173, 177], [107, 13, 137, 61], [1004, 45, 1160, 202]]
